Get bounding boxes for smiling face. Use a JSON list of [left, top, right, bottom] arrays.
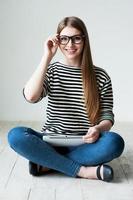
[[59, 26, 84, 66]]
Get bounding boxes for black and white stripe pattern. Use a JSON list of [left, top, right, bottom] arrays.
[[41, 62, 114, 135]]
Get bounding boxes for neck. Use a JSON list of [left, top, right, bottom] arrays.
[[63, 58, 81, 67]]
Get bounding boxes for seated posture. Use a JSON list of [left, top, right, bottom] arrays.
[[8, 16, 124, 182]]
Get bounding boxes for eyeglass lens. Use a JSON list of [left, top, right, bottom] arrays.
[[59, 35, 84, 44]]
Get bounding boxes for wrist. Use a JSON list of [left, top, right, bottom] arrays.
[[94, 125, 101, 133], [41, 54, 52, 65]]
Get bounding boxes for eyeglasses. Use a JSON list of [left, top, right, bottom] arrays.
[[59, 34, 85, 45]]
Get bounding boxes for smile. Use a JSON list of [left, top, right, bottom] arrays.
[[65, 49, 77, 53]]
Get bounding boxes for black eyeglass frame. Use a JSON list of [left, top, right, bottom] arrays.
[[58, 34, 85, 45]]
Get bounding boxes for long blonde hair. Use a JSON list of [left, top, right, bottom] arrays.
[[57, 16, 99, 124]]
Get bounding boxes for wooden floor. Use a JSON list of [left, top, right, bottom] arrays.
[[0, 121, 133, 200]]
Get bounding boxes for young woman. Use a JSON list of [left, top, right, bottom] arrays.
[[8, 16, 124, 182]]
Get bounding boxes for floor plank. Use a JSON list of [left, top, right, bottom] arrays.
[[28, 187, 55, 200], [0, 146, 18, 189]]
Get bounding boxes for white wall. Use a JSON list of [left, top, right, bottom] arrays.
[[0, 0, 133, 122]]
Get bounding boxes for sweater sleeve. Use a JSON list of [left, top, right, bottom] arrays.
[[33, 65, 51, 102], [98, 75, 114, 125]]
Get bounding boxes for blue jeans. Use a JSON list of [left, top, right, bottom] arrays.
[[8, 127, 124, 177]]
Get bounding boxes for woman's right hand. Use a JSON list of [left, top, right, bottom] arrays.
[[44, 34, 59, 61]]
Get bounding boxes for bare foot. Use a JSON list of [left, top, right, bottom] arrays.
[[77, 165, 103, 180]]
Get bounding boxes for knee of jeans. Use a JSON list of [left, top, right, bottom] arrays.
[[107, 132, 125, 157], [8, 126, 28, 148]]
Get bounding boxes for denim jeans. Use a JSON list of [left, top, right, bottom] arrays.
[[8, 127, 125, 177]]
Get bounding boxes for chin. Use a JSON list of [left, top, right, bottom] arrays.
[[65, 53, 79, 60]]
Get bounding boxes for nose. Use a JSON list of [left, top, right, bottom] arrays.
[[67, 38, 73, 46]]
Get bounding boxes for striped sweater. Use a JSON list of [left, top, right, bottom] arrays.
[[39, 62, 114, 135]]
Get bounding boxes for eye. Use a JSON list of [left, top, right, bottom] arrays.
[[74, 36, 82, 41], [59, 36, 68, 43]]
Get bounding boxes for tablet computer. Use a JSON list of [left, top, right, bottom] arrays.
[[42, 134, 84, 146]]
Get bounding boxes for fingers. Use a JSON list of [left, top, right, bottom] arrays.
[[46, 34, 59, 47], [53, 34, 59, 45], [83, 127, 100, 143], [43, 34, 59, 58], [83, 134, 99, 143]]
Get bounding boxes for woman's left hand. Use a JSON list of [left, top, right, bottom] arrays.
[[83, 126, 100, 143]]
